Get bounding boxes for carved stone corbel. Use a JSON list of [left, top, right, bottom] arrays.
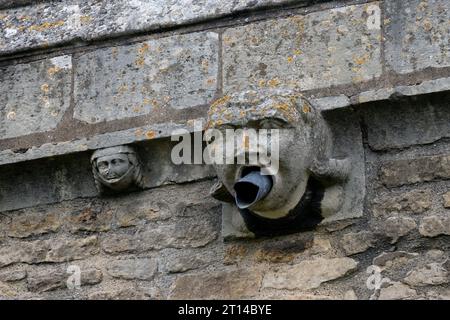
[[91, 145, 144, 195]]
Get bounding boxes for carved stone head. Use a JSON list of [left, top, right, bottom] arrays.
[[91, 145, 143, 194], [206, 89, 350, 236]]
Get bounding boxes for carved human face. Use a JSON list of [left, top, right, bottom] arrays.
[[207, 91, 334, 219], [96, 154, 130, 180], [210, 117, 312, 219]]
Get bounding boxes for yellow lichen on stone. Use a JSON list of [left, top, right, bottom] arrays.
[[135, 43, 150, 66], [135, 57, 145, 67], [47, 66, 61, 77], [19, 15, 32, 22], [267, 78, 281, 88], [118, 84, 128, 94], [138, 43, 150, 55], [210, 95, 231, 114], [40, 83, 50, 93], [353, 53, 370, 65], [302, 102, 311, 113], [145, 131, 156, 139], [223, 35, 233, 46], [422, 19, 432, 32], [80, 16, 92, 25], [28, 20, 64, 32]]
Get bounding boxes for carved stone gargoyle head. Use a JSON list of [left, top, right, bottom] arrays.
[[91, 145, 144, 194], [206, 89, 350, 236]]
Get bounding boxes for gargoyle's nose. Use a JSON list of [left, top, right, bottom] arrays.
[[234, 169, 272, 209]]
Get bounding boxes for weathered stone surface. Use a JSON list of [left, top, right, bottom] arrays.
[[0, 55, 72, 139], [163, 253, 212, 274], [66, 201, 112, 233], [170, 269, 263, 299], [356, 77, 450, 104], [102, 214, 218, 254], [0, 0, 35, 10], [0, 236, 99, 268], [0, 120, 202, 166], [364, 96, 450, 150], [356, 87, 395, 104], [426, 249, 448, 263], [106, 258, 157, 280], [310, 95, 350, 111], [0, 281, 16, 298], [223, 244, 248, 265], [114, 199, 172, 228], [0, 0, 316, 56], [223, 3, 381, 93], [74, 32, 218, 123], [2, 210, 61, 238], [27, 268, 102, 292], [322, 108, 366, 222], [0, 140, 215, 213], [262, 257, 358, 290], [88, 288, 149, 300], [395, 78, 450, 96], [341, 231, 375, 255], [0, 153, 97, 213], [443, 192, 450, 208], [372, 190, 432, 217], [379, 155, 450, 187], [426, 289, 450, 300], [384, 0, 450, 74], [45, 236, 99, 263], [0, 270, 27, 282], [403, 263, 448, 287], [142, 215, 219, 250], [375, 216, 416, 244], [101, 233, 138, 254], [373, 251, 419, 267], [254, 234, 314, 263], [378, 282, 417, 300], [419, 215, 450, 237], [175, 201, 220, 218]]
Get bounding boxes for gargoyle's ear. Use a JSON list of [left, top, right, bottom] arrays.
[[209, 180, 235, 203]]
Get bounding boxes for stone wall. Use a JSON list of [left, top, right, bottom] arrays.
[[0, 0, 449, 299]]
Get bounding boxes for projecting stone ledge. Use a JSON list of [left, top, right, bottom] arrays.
[[1, 76, 450, 167], [0, 0, 318, 56], [0, 120, 204, 166]]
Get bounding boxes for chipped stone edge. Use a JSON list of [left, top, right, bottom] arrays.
[[312, 77, 450, 110]]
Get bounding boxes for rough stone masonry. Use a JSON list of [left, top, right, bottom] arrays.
[[0, 0, 449, 300]]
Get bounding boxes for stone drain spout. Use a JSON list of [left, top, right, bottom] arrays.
[[234, 169, 273, 209]]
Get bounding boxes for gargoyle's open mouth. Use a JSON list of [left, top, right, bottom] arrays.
[[234, 166, 273, 209]]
